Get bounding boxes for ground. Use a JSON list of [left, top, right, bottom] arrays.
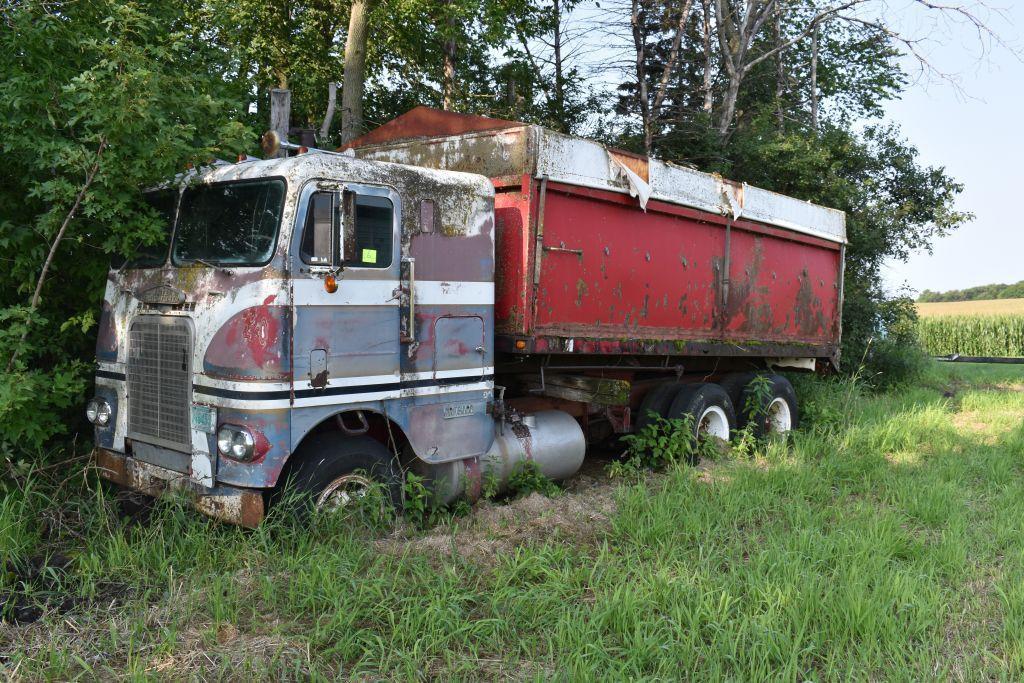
[[3, 362, 1024, 679]]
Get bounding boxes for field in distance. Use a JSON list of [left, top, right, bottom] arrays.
[[917, 298, 1024, 318]]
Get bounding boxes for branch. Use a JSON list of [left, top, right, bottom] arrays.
[[7, 137, 107, 373], [743, 0, 865, 73], [319, 81, 338, 143], [651, 0, 696, 116]]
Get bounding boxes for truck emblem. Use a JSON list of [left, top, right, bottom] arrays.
[[442, 403, 475, 419], [136, 284, 185, 305]]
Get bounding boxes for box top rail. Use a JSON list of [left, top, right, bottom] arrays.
[[346, 107, 847, 245]]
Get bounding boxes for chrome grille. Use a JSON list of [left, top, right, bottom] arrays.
[[127, 317, 192, 451]]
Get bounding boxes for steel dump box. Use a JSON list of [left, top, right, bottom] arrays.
[[349, 107, 846, 366]]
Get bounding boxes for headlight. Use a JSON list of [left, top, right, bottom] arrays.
[[217, 425, 255, 461], [86, 398, 111, 426]]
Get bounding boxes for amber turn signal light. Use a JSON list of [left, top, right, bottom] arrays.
[[324, 274, 338, 293]]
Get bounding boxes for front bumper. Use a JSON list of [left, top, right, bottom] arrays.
[[94, 448, 265, 527]]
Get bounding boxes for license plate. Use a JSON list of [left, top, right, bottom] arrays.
[[191, 405, 217, 434]]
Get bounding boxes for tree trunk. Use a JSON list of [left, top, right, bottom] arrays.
[[552, 0, 566, 130], [270, 88, 291, 157], [320, 81, 338, 144], [810, 22, 819, 133], [774, 3, 785, 130], [716, 71, 741, 137], [630, 0, 652, 155], [442, 0, 458, 110], [701, 0, 713, 114], [340, 0, 371, 144], [443, 36, 457, 109]]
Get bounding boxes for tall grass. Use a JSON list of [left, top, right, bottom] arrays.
[[3, 363, 1024, 678], [918, 314, 1024, 357]]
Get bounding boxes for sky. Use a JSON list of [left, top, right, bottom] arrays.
[[880, 3, 1024, 295]]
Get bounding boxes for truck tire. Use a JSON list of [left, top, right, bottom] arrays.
[[717, 372, 759, 416], [635, 382, 683, 432], [284, 433, 403, 513], [667, 382, 735, 445], [737, 374, 799, 437]]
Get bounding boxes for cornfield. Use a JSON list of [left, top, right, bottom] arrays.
[[918, 314, 1024, 357]]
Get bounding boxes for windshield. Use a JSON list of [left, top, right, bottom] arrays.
[[171, 178, 285, 266]]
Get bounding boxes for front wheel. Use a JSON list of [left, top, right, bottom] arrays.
[[284, 433, 403, 514]]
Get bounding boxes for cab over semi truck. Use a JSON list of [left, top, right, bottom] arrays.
[[89, 107, 846, 526]]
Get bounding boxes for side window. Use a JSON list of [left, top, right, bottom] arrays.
[[300, 192, 336, 265], [344, 194, 393, 268]]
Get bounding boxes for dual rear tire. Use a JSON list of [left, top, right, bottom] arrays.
[[638, 373, 798, 445]]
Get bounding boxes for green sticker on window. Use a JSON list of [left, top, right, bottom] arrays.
[[362, 248, 377, 264]]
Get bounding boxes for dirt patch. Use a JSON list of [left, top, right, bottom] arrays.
[[375, 468, 619, 566]]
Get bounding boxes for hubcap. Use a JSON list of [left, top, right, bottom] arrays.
[[316, 473, 374, 511], [697, 405, 730, 441], [764, 397, 792, 434]]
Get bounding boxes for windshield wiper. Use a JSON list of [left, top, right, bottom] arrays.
[[187, 258, 233, 276]]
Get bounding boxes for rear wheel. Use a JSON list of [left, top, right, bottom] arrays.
[[737, 374, 799, 437], [635, 381, 682, 432], [284, 433, 403, 514], [666, 383, 736, 459]]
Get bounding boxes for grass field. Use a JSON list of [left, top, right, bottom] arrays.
[[917, 298, 1024, 317], [3, 363, 1024, 679]]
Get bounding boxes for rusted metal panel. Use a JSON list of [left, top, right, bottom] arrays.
[[528, 182, 840, 348], [95, 448, 265, 527], [342, 106, 523, 149]]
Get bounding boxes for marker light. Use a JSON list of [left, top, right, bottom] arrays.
[[324, 274, 338, 293]]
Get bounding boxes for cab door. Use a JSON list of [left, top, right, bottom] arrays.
[[291, 182, 401, 393]]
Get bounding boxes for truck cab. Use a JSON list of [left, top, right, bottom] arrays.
[[90, 150, 582, 525]]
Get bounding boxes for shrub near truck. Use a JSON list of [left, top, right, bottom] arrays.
[[88, 108, 846, 525]]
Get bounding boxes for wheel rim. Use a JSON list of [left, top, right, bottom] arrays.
[[764, 397, 792, 434], [697, 405, 730, 441], [316, 473, 374, 511]]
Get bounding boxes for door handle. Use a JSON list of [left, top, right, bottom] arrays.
[[401, 257, 415, 342]]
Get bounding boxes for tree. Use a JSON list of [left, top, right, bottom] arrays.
[[0, 0, 249, 451], [340, 0, 373, 143]]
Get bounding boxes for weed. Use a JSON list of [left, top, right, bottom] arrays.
[[615, 411, 717, 475], [402, 472, 437, 528], [506, 461, 560, 498]]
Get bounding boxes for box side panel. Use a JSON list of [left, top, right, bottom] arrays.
[[532, 186, 722, 339], [722, 228, 841, 345], [530, 184, 841, 350]]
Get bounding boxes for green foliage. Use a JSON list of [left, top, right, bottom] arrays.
[[0, 0, 250, 458], [402, 471, 438, 529], [730, 374, 776, 457], [861, 297, 930, 389], [919, 281, 1024, 303], [616, 412, 717, 476], [506, 461, 560, 498], [918, 315, 1024, 358]]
